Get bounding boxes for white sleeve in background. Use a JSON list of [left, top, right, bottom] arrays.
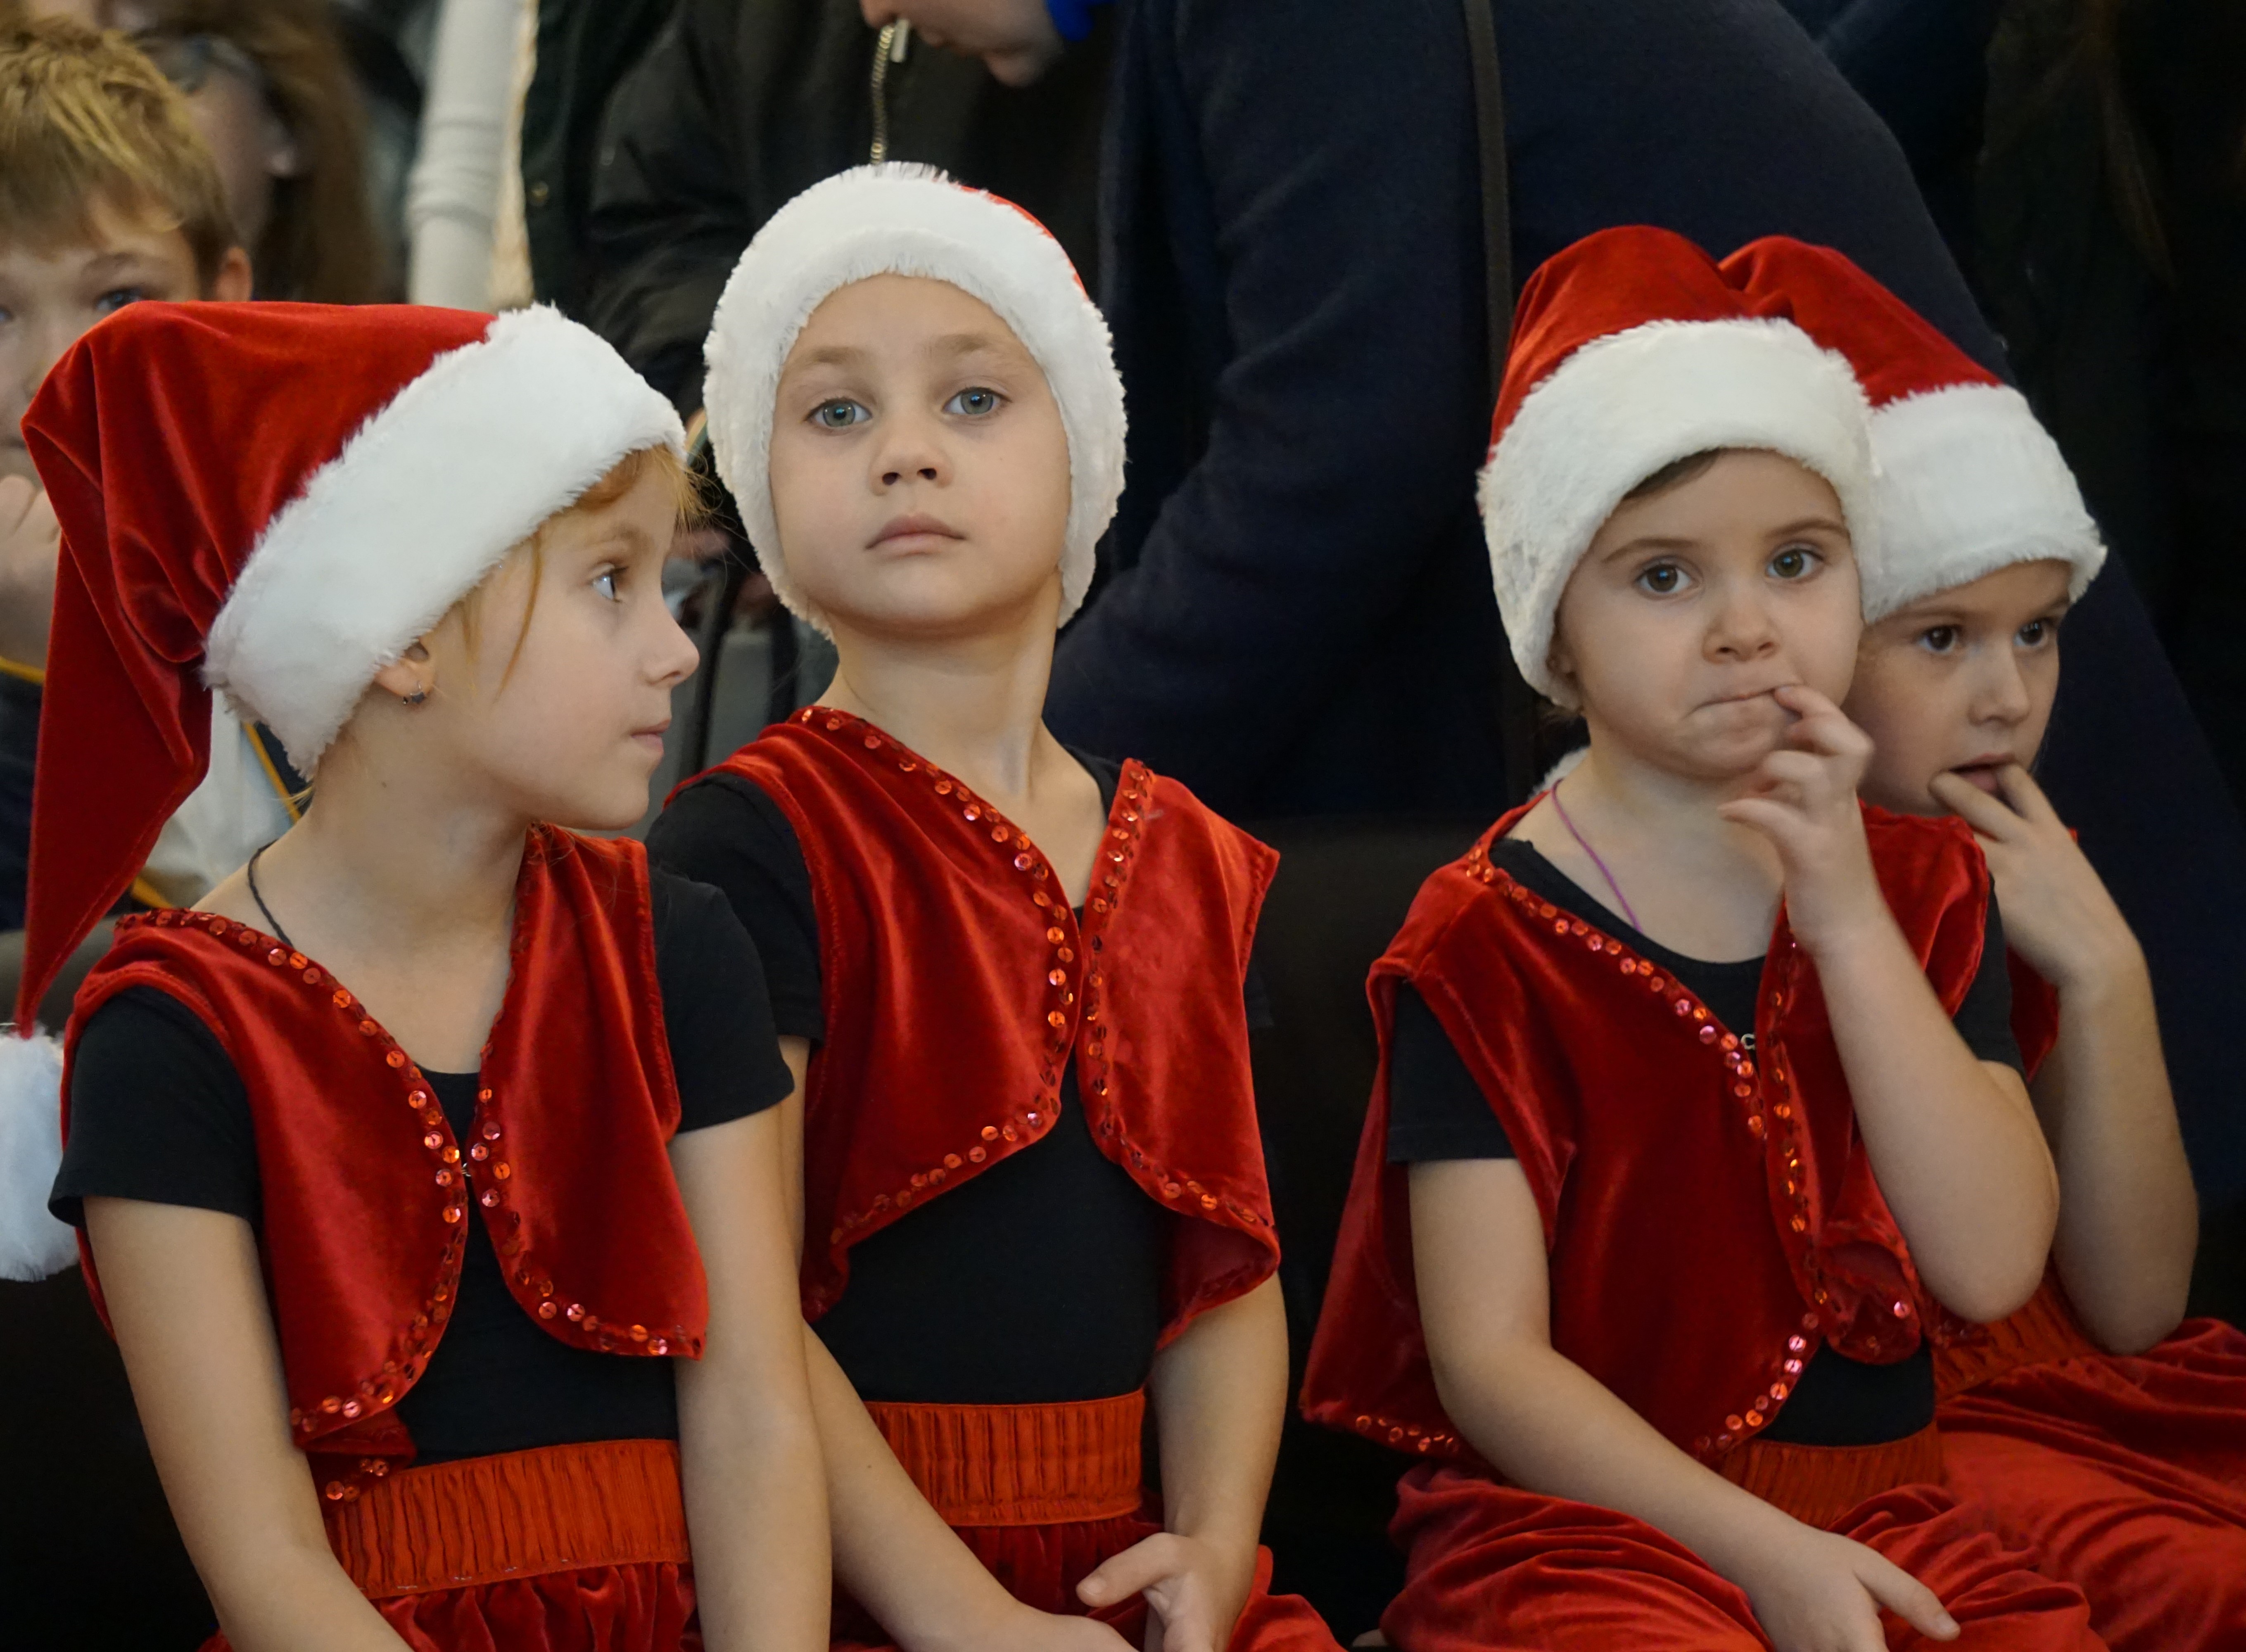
[[405, 0, 527, 311], [138, 700, 298, 912]]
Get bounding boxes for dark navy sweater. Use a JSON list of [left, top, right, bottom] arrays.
[[1046, 0, 2246, 1203]]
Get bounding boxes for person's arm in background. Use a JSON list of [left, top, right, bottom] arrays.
[[1045, 0, 1492, 800], [405, 0, 521, 311]]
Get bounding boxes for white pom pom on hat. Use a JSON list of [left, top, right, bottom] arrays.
[[702, 164, 1127, 636], [1479, 226, 1877, 706], [1724, 237, 2103, 622]]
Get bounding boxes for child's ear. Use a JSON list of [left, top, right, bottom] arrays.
[[209, 248, 254, 302]]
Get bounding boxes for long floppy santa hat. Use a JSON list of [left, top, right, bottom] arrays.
[[1482, 226, 1878, 703], [0, 300, 679, 1279], [702, 163, 1126, 634], [1723, 237, 2104, 620]]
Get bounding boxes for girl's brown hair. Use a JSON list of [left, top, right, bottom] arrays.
[[140, 0, 388, 301]]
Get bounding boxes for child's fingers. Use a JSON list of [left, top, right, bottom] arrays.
[[1856, 1552, 1959, 1642], [1077, 1532, 1183, 1609], [1990, 762, 2062, 826], [1716, 796, 1802, 847], [1927, 771, 2025, 840]]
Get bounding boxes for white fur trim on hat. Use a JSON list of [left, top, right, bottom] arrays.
[[1861, 382, 2104, 622], [204, 306, 684, 772], [703, 164, 1125, 636], [1481, 318, 1875, 705], [0, 1030, 75, 1281]]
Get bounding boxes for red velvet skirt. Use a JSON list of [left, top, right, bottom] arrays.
[[202, 1439, 699, 1652], [1384, 1430, 2101, 1651], [1935, 1279, 2246, 1652], [831, 1392, 1339, 1652]]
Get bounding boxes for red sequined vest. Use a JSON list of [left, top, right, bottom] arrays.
[[1301, 802, 1991, 1467], [712, 709, 1280, 1341], [62, 828, 708, 1486]]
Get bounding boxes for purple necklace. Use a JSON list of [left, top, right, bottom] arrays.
[[1549, 775, 1644, 933]]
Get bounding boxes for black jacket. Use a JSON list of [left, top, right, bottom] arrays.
[[1048, 0, 2011, 817], [582, 0, 1111, 411], [1043, 0, 2246, 1204]]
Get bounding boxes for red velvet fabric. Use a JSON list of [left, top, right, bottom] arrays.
[[61, 828, 707, 1485], [1923, 962, 2246, 1650], [204, 1564, 701, 1652], [1383, 1464, 2101, 1651], [17, 302, 496, 1025], [1301, 802, 1990, 1466], [708, 709, 1280, 1337], [831, 1513, 1338, 1652], [1939, 1327, 2246, 1652]]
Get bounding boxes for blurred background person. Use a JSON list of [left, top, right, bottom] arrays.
[[9, 0, 394, 298]]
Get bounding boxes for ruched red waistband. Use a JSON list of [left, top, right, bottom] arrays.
[[1717, 1422, 1944, 1531], [863, 1391, 1146, 1527], [1934, 1274, 2100, 1401], [322, 1438, 691, 1598]]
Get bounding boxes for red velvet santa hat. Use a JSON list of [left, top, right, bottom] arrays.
[[702, 164, 1125, 634], [11, 302, 678, 1027], [1723, 237, 2103, 621], [1482, 226, 1876, 703], [1, 301, 679, 1276]]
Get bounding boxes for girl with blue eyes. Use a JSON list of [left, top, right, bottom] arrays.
[[653, 167, 1339, 1652], [16, 301, 829, 1652], [1742, 240, 2246, 1650], [1304, 229, 2090, 1651]]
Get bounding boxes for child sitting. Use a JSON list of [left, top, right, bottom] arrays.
[[649, 165, 1338, 1652], [0, 17, 279, 959], [1727, 235, 2246, 1650], [1302, 227, 2100, 1650], [21, 300, 827, 1650]]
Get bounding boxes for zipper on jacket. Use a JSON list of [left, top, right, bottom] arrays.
[[869, 20, 912, 163]]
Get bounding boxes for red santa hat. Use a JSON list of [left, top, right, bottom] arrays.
[[1723, 237, 2104, 621], [1482, 226, 1877, 703], [0, 301, 679, 1278], [702, 164, 1125, 634]]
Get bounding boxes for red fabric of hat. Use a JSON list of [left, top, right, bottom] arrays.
[[1480, 227, 1874, 703], [1722, 237, 2102, 620]]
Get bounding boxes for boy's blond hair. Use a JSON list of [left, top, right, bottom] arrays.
[[0, 16, 235, 287]]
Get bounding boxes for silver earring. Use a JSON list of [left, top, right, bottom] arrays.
[[403, 686, 428, 706]]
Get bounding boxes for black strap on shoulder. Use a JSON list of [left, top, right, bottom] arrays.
[[1463, 0, 1542, 805]]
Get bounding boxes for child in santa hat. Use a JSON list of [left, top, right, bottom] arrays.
[[1301, 226, 2103, 1650], [1726, 236, 2246, 1650], [646, 165, 1338, 1652], [12, 301, 827, 1652]]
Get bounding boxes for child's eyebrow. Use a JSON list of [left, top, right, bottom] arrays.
[[791, 342, 872, 372], [76, 250, 159, 278], [1764, 514, 1849, 539], [1598, 534, 1700, 561], [925, 330, 1016, 362]]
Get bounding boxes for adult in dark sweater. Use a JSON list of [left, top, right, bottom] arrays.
[[1022, 0, 2246, 1213]]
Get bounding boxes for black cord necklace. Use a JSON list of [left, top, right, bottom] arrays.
[[245, 843, 296, 951]]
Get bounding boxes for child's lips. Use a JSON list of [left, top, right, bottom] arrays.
[[870, 512, 962, 548]]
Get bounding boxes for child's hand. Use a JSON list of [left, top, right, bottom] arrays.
[[1717, 686, 1886, 954], [0, 476, 59, 670], [1077, 1529, 1256, 1652], [1929, 762, 2139, 996], [1733, 1520, 1959, 1652]]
